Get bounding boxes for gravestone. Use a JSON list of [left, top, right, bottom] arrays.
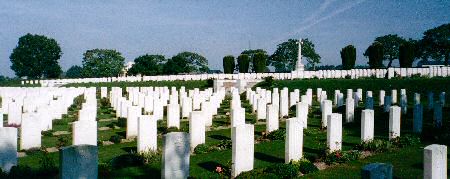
[[285, 118, 303, 163], [428, 92, 434, 110], [280, 89, 289, 117], [60, 145, 98, 179], [100, 87, 107, 98], [346, 98, 355, 123], [0, 127, 17, 173], [137, 115, 157, 153], [153, 99, 164, 120], [162, 132, 190, 179], [424, 144, 447, 179], [327, 113, 342, 152], [379, 90, 385, 106], [361, 163, 393, 179], [126, 106, 141, 139], [413, 104, 423, 133], [72, 120, 97, 146], [433, 102, 443, 128], [189, 111, 205, 150], [414, 93, 420, 105], [181, 97, 192, 118], [439, 92, 445, 106], [266, 104, 279, 132], [257, 97, 267, 120], [231, 107, 245, 128], [400, 94, 407, 114], [167, 103, 180, 129], [296, 102, 308, 128], [232, 124, 254, 178], [391, 89, 397, 104], [384, 96, 392, 112], [321, 100, 332, 128], [389, 106, 401, 140], [20, 115, 41, 150], [365, 97, 374, 110], [361, 109, 374, 142]]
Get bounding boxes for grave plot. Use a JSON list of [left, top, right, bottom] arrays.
[[0, 78, 448, 178]]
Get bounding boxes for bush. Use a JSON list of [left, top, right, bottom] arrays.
[[109, 135, 124, 144], [117, 117, 127, 128], [57, 135, 69, 148], [324, 150, 361, 165], [194, 144, 210, 154], [265, 163, 298, 178], [206, 78, 214, 88], [236, 168, 277, 179], [392, 134, 421, 147], [41, 130, 53, 137], [98, 162, 112, 177], [217, 140, 232, 150], [290, 159, 319, 174], [38, 151, 57, 176], [138, 149, 161, 164], [267, 129, 286, 140], [110, 154, 144, 169], [8, 165, 35, 178], [100, 97, 110, 108], [355, 139, 393, 152]]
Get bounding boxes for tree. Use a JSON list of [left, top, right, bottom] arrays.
[[10, 33, 62, 79], [241, 49, 267, 72], [127, 54, 166, 76], [65, 65, 83, 78], [399, 41, 415, 68], [237, 54, 250, 73], [372, 34, 407, 67], [340, 45, 356, 70], [268, 38, 321, 72], [364, 42, 384, 69], [420, 23, 450, 65], [81, 49, 125, 78], [252, 52, 267, 73], [223, 55, 235, 74], [163, 51, 209, 75]]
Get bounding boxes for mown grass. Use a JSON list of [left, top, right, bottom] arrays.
[[11, 78, 450, 178], [62, 80, 211, 90]]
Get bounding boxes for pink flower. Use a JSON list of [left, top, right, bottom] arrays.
[[215, 166, 223, 173]]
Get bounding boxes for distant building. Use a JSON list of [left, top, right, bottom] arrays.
[[121, 61, 135, 76], [417, 60, 446, 67]]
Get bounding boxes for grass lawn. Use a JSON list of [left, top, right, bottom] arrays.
[[62, 80, 210, 90], [6, 77, 450, 178]]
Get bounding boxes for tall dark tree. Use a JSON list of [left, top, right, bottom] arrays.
[[65, 65, 83, 78], [340, 45, 356, 70], [237, 54, 250, 73], [399, 41, 415, 68], [10, 33, 62, 79], [364, 42, 384, 69], [222, 55, 235, 74], [162, 51, 209, 75], [252, 52, 267, 73], [371, 34, 407, 67], [420, 23, 450, 65], [81, 49, 125, 78], [268, 38, 321, 72], [127, 54, 166, 76], [241, 49, 267, 72]]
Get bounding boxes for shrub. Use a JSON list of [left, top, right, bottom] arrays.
[[194, 144, 210, 154], [355, 139, 393, 152], [290, 159, 319, 174], [138, 149, 161, 164], [57, 135, 69, 148], [117, 117, 127, 127], [38, 151, 57, 176], [100, 97, 110, 108], [392, 134, 421, 147], [324, 150, 361, 165], [217, 140, 232, 150], [8, 165, 35, 178], [109, 154, 144, 169], [265, 163, 298, 178], [206, 78, 214, 88], [41, 130, 53, 137], [98, 162, 112, 177], [267, 129, 286, 140], [109, 135, 124, 144], [236, 168, 276, 179]]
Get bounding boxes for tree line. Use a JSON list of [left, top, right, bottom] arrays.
[[8, 23, 448, 78]]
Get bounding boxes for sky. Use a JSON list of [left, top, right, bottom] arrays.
[[0, 0, 449, 77]]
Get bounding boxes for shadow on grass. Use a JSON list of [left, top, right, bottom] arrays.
[[121, 146, 137, 153], [198, 161, 222, 171], [255, 152, 284, 163], [209, 135, 230, 140]]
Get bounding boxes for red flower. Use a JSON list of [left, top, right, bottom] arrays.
[[215, 166, 223, 173]]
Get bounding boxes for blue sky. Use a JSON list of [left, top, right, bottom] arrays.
[[0, 0, 449, 77]]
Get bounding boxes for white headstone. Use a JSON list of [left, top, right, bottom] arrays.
[[296, 102, 308, 128], [266, 104, 279, 132], [361, 109, 374, 142], [327, 113, 342, 152], [0, 127, 17, 172], [167, 103, 180, 129], [72, 120, 97, 146], [189, 111, 205, 150], [137, 115, 157, 153], [161, 132, 190, 179], [321, 100, 332, 128], [423, 144, 447, 179], [231, 124, 254, 178], [346, 98, 355, 123], [285, 118, 303, 163], [126, 106, 141, 139], [389, 106, 401, 140], [20, 114, 41, 150]]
